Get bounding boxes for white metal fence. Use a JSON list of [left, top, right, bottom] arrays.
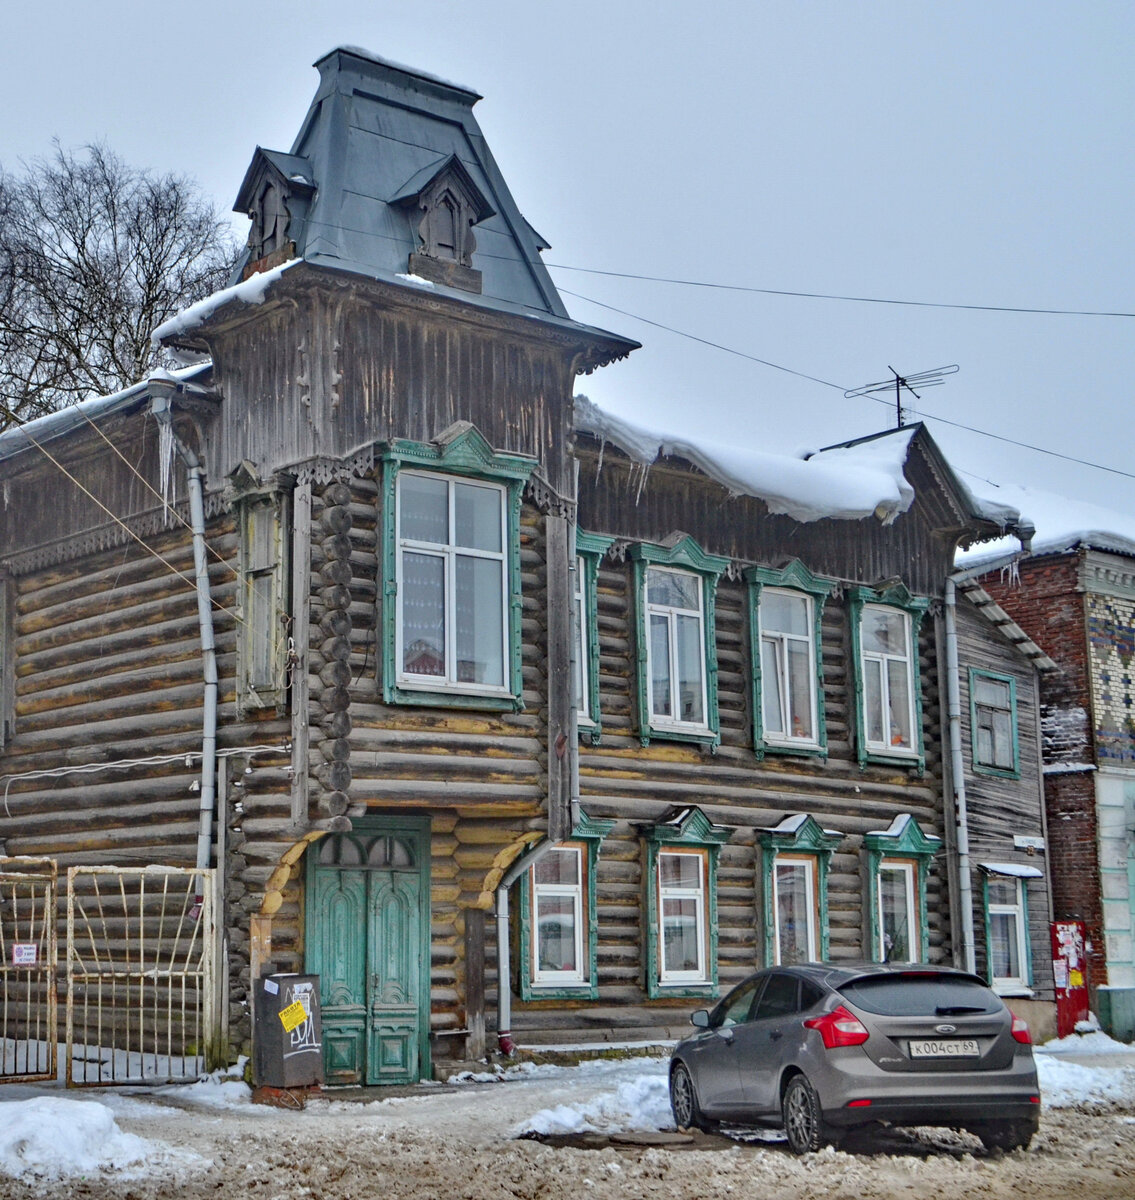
[[0, 858, 58, 1083], [65, 865, 217, 1086]]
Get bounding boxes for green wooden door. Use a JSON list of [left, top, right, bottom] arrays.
[[307, 825, 428, 1085]]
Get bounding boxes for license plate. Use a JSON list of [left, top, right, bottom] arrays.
[[909, 1038, 980, 1058]]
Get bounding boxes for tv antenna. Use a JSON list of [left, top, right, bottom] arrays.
[[844, 364, 959, 428]]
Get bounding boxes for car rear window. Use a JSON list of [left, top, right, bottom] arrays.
[[837, 974, 1003, 1017]]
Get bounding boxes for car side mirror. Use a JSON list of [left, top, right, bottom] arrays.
[[690, 1009, 710, 1028]]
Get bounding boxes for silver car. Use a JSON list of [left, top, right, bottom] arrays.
[[669, 963, 1040, 1153]]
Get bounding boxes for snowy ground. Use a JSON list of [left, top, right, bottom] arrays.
[[1, 1034, 1133, 1199]]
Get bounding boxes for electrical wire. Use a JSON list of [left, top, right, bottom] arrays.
[[548, 262, 1135, 320], [562, 287, 1135, 483]]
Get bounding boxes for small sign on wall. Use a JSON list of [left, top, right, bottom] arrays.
[[11, 944, 38, 966]]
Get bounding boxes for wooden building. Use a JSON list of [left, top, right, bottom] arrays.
[[0, 47, 1057, 1084]]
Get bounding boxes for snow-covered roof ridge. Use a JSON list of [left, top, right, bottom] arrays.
[[956, 478, 1135, 568], [151, 260, 298, 348], [573, 394, 920, 524], [317, 45, 481, 98]]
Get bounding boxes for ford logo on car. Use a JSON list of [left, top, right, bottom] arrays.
[[935, 1023, 958, 1034]]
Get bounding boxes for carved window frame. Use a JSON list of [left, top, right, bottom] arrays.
[[643, 808, 730, 999], [849, 583, 930, 773], [378, 429, 535, 711], [235, 484, 293, 717], [574, 532, 612, 744], [757, 815, 842, 966], [517, 813, 614, 1001], [630, 536, 730, 749], [863, 814, 940, 963], [746, 560, 833, 760]]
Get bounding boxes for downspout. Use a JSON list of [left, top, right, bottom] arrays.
[[150, 384, 218, 876], [496, 839, 556, 1055], [945, 525, 1034, 976], [496, 465, 584, 1054], [943, 573, 977, 975]]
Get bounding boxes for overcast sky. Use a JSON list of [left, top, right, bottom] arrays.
[[3, 2, 1132, 521]]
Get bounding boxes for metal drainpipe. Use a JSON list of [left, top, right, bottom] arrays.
[[496, 470, 584, 1054], [943, 574, 977, 975], [151, 387, 218, 876], [944, 531, 1034, 976], [496, 839, 555, 1055]]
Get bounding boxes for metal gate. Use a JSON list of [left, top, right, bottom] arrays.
[[0, 858, 58, 1083], [66, 865, 217, 1086]]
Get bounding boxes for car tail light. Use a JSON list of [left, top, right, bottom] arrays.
[[1009, 1011, 1032, 1045], [804, 1005, 870, 1048], [847, 1098, 872, 1108]]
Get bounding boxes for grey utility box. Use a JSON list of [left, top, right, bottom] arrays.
[[253, 973, 324, 1088]]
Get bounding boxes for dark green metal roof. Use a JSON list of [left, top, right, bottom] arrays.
[[231, 45, 633, 352]]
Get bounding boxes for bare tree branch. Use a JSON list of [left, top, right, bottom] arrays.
[[0, 142, 239, 428]]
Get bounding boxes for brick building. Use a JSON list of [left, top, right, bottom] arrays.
[[977, 538, 1135, 1039]]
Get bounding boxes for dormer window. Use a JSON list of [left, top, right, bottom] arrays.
[[252, 179, 290, 261], [233, 148, 315, 279], [394, 155, 494, 293]]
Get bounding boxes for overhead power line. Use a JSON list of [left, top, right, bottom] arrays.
[[561, 288, 1135, 483], [549, 262, 1135, 319]]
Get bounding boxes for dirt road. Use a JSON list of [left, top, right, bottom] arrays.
[[4, 1069, 1134, 1200]]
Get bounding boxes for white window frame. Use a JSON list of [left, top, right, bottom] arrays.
[[573, 554, 594, 729], [530, 846, 586, 987], [657, 849, 708, 985], [759, 588, 819, 748], [987, 876, 1029, 992], [860, 603, 918, 756], [877, 860, 919, 962], [644, 566, 709, 734], [395, 470, 510, 695], [772, 855, 818, 965]]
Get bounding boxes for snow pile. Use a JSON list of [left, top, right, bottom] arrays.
[[161, 1057, 256, 1109], [956, 479, 1135, 567], [1036, 1055, 1135, 1109], [573, 395, 919, 524], [0, 1096, 172, 1179], [1038, 1029, 1135, 1056], [151, 260, 298, 346], [515, 1070, 672, 1136]]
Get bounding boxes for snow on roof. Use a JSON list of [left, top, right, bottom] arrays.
[[319, 45, 480, 97], [956, 478, 1135, 568], [573, 396, 919, 524], [150, 260, 298, 347], [979, 862, 1045, 879], [0, 363, 210, 464]]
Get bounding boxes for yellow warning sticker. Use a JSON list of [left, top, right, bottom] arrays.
[[278, 999, 308, 1033]]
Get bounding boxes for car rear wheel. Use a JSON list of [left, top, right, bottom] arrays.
[[974, 1117, 1038, 1152], [782, 1073, 836, 1154], [670, 1062, 715, 1132]]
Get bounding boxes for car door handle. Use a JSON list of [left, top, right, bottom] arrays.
[[715, 1028, 735, 1043], [769, 1030, 783, 1041]]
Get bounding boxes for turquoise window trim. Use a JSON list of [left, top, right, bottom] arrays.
[[969, 668, 1021, 779], [848, 582, 930, 774], [378, 428, 536, 711], [746, 561, 834, 761], [517, 812, 615, 1001], [630, 536, 730, 749], [575, 531, 613, 746], [643, 807, 730, 1000], [863, 814, 940, 963], [980, 870, 1034, 990], [757, 815, 843, 966]]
